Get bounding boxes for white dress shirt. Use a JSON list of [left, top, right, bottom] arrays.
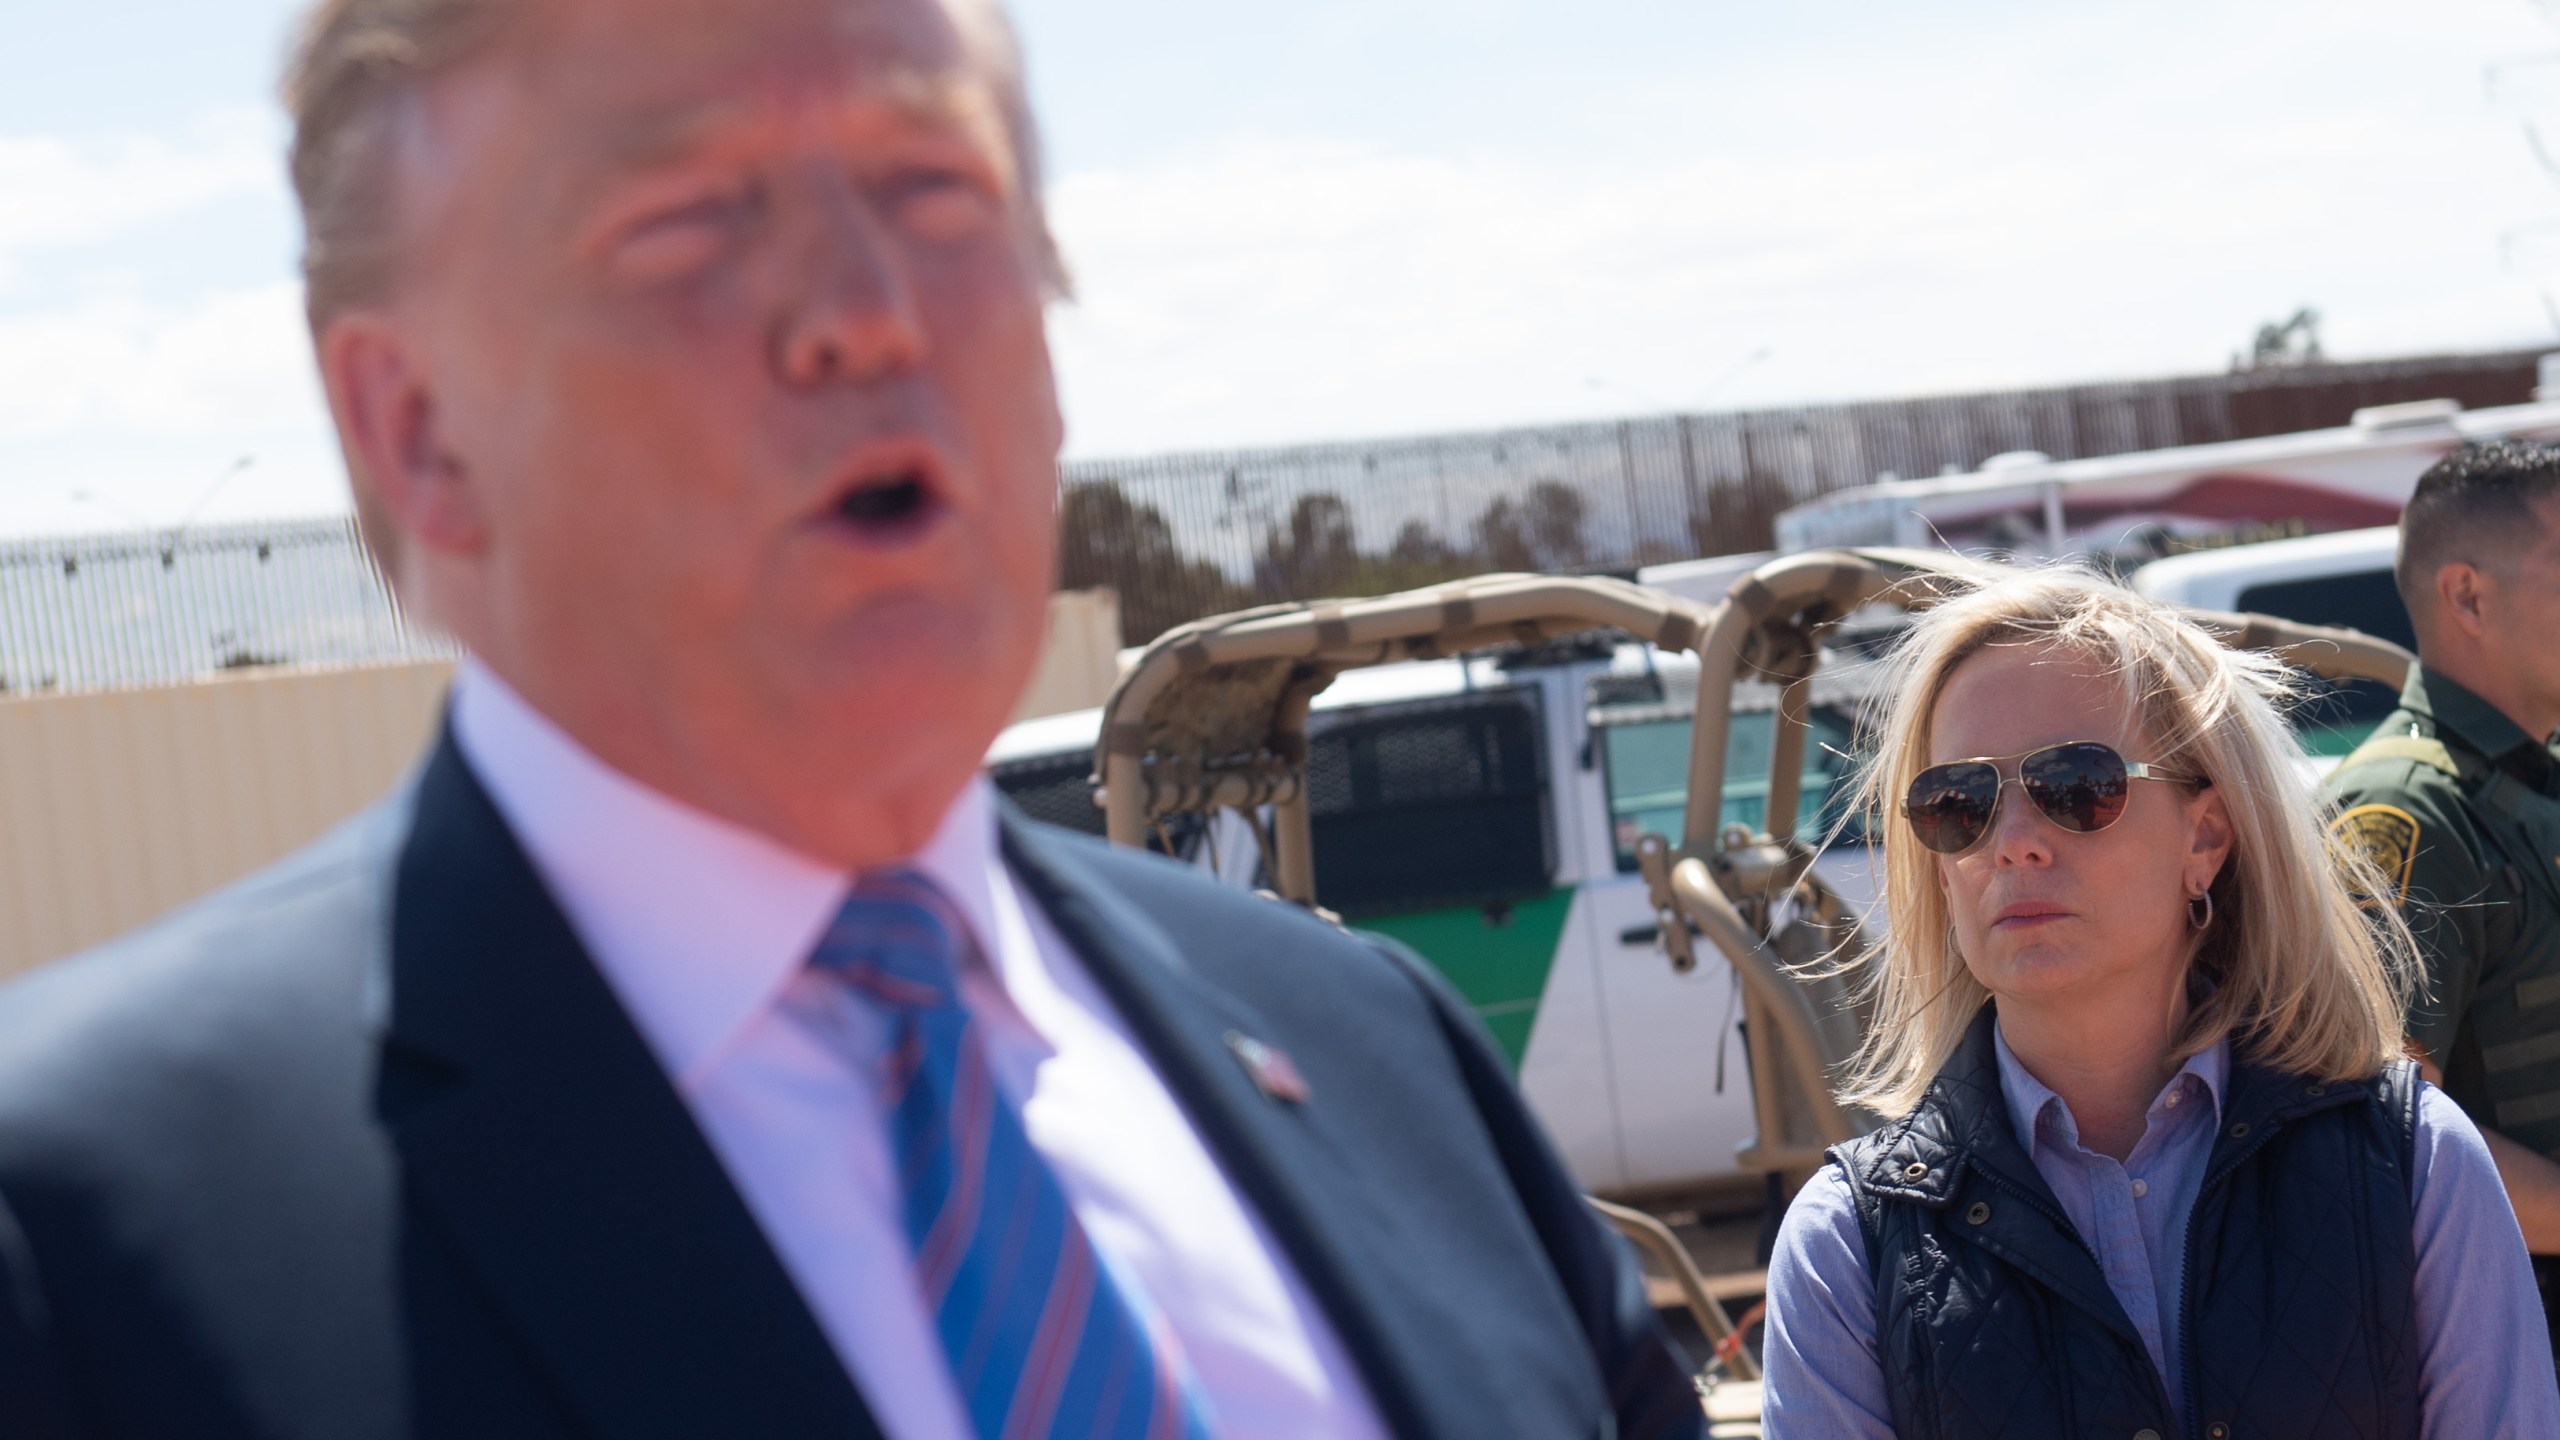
[[450, 661, 1388, 1440]]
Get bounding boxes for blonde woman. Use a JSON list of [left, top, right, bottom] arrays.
[[1761, 571, 2560, 1439]]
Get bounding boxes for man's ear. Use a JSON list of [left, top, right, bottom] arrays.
[[2433, 560, 2494, 643], [316, 315, 488, 557]]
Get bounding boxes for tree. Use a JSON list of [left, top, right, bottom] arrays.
[[2233, 307, 2324, 371], [1254, 492, 1362, 602], [1474, 480, 1590, 572], [1352, 519, 1483, 593], [1057, 480, 1243, 644], [1689, 467, 1795, 557]]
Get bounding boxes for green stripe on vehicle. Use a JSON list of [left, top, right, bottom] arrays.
[[1358, 888, 1575, 1071]]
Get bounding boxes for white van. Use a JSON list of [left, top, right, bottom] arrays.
[[2131, 526, 2402, 642], [2130, 526, 2407, 759]]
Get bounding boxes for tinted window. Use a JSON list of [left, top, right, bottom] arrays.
[[991, 749, 1209, 858], [1305, 690, 1554, 918], [2235, 569, 2414, 651], [988, 690, 1554, 906]]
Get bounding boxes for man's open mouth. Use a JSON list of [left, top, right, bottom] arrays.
[[821, 452, 949, 544], [837, 471, 933, 527]]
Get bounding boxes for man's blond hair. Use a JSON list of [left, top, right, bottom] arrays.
[[1834, 569, 2421, 1114], [281, 0, 1067, 577]]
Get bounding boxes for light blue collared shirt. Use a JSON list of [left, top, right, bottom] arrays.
[[1990, 1025, 2223, 1407], [1762, 1025, 2560, 1439]]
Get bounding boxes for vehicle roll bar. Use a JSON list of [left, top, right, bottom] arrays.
[[1656, 546, 2419, 1153], [1094, 573, 1716, 905], [1088, 548, 2424, 1258], [1675, 547, 2417, 855]]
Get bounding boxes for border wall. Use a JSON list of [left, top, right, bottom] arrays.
[[1060, 347, 2548, 642]]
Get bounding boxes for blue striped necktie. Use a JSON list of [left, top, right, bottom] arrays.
[[808, 869, 1217, 1440]]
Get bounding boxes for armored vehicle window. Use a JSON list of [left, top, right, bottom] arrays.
[[989, 749, 1109, 836], [1303, 689, 1554, 919], [992, 748, 1211, 859]]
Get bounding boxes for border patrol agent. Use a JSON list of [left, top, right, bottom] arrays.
[[2324, 440, 2560, 1357]]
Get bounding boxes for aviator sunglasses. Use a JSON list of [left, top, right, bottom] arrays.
[[1901, 741, 2200, 855]]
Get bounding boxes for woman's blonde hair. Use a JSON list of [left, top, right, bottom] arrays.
[[1837, 568, 2419, 1114]]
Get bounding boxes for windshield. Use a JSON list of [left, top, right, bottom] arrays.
[[1593, 703, 1869, 871]]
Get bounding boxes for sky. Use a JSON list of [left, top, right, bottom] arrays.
[[5, 0, 2560, 535]]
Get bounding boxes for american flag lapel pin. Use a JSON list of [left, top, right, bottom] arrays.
[[1224, 1031, 1311, 1104]]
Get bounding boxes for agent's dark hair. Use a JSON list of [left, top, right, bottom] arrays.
[[2396, 440, 2560, 622]]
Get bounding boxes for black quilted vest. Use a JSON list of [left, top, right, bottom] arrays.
[[1832, 1006, 2422, 1440]]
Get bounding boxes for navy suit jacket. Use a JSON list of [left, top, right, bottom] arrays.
[[0, 733, 1701, 1439]]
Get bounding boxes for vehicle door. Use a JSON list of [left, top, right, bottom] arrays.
[[1575, 668, 1873, 1193]]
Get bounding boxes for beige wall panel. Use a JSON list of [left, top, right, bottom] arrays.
[[1013, 588, 1123, 722], [0, 661, 455, 980], [0, 592, 1119, 982]]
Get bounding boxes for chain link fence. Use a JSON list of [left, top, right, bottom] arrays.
[[1061, 347, 2549, 643]]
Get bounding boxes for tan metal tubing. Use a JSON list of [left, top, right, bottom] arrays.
[[1101, 574, 1714, 853], [1674, 548, 2409, 856], [1760, 661, 1816, 846], [1136, 769, 1303, 815], [1261, 669, 1333, 902], [1586, 1197, 1761, 1382], [1270, 793, 1319, 905], [1678, 550, 1940, 853], [1668, 855, 1861, 1146], [1172, 576, 1692, 664], [2182, 608, 2416, 691]]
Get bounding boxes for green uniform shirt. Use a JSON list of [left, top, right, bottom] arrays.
[[2323, 668, 2560, 1155]]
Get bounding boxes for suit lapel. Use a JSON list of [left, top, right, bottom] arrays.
[[379, 733, 882, 1440], [997, 817, 1445, 1440]]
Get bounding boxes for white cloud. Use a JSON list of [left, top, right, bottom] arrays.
[[0, 281, 324, 443], [1042, 0, 2560, 458], [7, 0, 2560, 543], [0, 108, 279, 282], [0, 107, 333, 536], [0, 275, 346, 534]]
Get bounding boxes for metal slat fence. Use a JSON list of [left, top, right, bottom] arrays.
[[2, 348, 2544, 691], [1060, 348, 2546, 643], [0, 517, 454, 696]]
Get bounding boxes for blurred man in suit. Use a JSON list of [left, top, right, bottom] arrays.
[[0, 1, 1702, 1437]]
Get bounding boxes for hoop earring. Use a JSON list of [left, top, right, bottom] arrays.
[[2188, 891, 2213, 931]]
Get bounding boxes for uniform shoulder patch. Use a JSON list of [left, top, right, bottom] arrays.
[[2331, 803, 2421, 905]]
